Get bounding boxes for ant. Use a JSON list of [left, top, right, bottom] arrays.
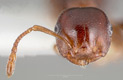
[[7, 0, 114, 77]]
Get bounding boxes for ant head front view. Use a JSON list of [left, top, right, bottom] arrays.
[[55, 7, 112, 66], [7, 7, 112, 77]]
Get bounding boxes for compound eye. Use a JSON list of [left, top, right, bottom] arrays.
[[54, 24, 61, 33], [108, 23, 113, 37]]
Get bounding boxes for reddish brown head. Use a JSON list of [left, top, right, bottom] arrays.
[[6, 7, 112, 78], [55, 7, 112, 66]]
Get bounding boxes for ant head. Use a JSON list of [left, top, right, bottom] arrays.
[[55, 7, 112, 66], [6, 7, 113, 78]]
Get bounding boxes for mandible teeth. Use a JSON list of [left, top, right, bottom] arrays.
[[95, 53, 99, 57], [100, 53, 106, 57], [80, 60, 88, 66], [95, 53, 106, 57]]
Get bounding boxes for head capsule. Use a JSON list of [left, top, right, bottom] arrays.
[[55, 7, 112, 66]]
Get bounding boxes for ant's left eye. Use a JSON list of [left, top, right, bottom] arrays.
[[108, 23, 113, 37]]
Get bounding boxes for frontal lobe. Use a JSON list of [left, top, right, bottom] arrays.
[[55, 7, 112, 66]]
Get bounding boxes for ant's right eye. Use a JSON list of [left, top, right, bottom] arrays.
[[55, 24, 60, 33]]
